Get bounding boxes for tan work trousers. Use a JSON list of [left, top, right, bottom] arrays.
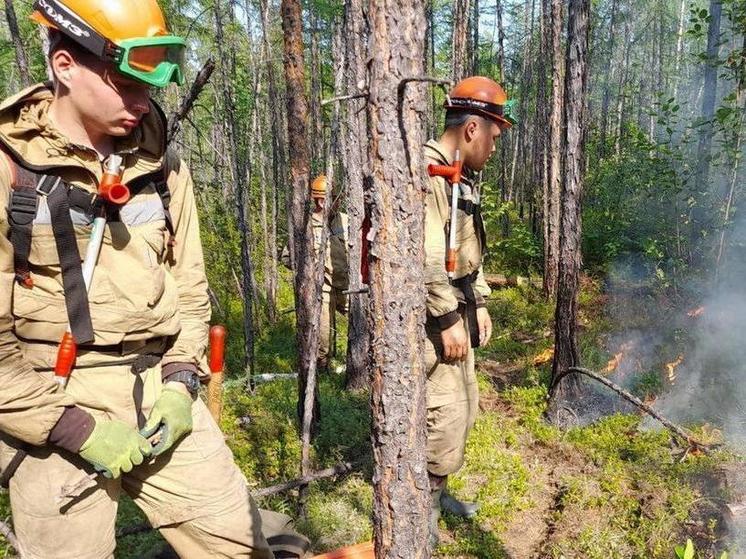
[[318, 285, 347, 368], [425, 311, 479, 477], [0, 355, 273, 559]]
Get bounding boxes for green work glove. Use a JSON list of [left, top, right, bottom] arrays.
[[139, 384, 194, 456], [78, 419, 152, 479]]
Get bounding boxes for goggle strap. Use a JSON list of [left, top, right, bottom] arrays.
[[34, 0, 110, 59]]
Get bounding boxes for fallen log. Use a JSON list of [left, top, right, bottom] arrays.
[[484, 274, 543, 290], [558, 367, 717, 453]]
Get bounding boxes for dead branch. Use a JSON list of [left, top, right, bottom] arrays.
[[321, 92, 368, 106], [167, 58, 216, 145], [253, 461, 356, 498], [561, 366, 717, 452]]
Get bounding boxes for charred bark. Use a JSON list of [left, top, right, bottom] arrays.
[[4, 0, 30, 88]]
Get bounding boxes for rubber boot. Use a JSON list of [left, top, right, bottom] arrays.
[[430, 486, 443, 549], [429, 474, 445, 549], [440, 478, 480, 518]]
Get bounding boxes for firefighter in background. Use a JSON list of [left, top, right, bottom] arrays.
[[0, 0, 272, 556], [282, 174, 349, 372], [423, 76, 515, 546]]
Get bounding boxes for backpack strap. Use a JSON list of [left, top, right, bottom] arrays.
[[42, 177, 95, 343], [2, 147, 95, 343]]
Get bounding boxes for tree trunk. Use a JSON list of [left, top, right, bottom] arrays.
[[4, 0, 30, 88], [365, 0, 430, 555], [452, 0, 472, 82], [259, 0, 282, 325], [690, 0, 722, 262], [672, 0, 687, 104], [309, 11, 325, 168], [470, 0, 480, 75], [543, 0, 563, 297], [213, 0, 255, 381], [549, 0, 590, 411], [341, 0, 370, 391], [598, 0, 618, 159], [281, 0, 323, 480]]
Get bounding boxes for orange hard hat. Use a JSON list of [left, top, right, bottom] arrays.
[[311, 175, 327, 199], [31, 0, 170, 43], [444, 76, 515, 128]]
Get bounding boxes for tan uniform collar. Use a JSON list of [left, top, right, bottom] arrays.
[[0, 83, 166, 176]]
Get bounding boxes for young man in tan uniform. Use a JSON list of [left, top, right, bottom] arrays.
[[282, 175, 349, 371], [424, 76, 515, 545], [0, 0, 272, 557]]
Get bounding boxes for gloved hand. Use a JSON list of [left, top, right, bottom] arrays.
[[139, 383, 194, 456], [78, 419, 152, 479]]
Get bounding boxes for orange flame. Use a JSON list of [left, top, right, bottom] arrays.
[[603, 352, 624, 373], [687, 306, 705, 318], [665, 354, 684, 384], [602, 341, 635, 373], [532, 348, 555, 366]]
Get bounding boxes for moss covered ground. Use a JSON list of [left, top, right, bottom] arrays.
[[0, 280, 741, 558]]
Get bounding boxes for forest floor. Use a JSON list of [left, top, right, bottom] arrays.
[[0, 276, 743, 558]]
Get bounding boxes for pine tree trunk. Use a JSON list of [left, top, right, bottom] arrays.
[[691, 0, 722, 262], [598, 0, 618, 158], [4, 0, 30, 88], [365, 0, 430, 555], [452, 0, 472, 82], [543, 0, 563, 297], [341, 0, 370, 391], [549, 0, 590, 412], [281, 0, 323, 464]]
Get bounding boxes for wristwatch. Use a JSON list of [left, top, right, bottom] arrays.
[[165, 370, 201, 396]]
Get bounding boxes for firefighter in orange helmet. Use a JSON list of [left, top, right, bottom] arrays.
[[423, 76, 515, 547], [0, 0, 272, 556]]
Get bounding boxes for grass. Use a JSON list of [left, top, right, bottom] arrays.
[[0, 280, 739, 558]]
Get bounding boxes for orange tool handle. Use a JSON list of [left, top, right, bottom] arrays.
[[209, 325, 227, 373], [446, 248, 457, 274], [54, 332, 77, 381], [427, 162, 462, 184], [98, 171, 130, 205]]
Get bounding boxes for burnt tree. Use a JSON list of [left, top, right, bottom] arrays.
[[549, 0, 590, 411], [365, 0, 430, 555], [452, 0, 472, 82]]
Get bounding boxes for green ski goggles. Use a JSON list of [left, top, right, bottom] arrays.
[[32, 0, 185, 89], [114, 36, 186, 88]]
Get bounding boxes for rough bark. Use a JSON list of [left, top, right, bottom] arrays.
[[341, 0, 371, 391], [365, 0, 430, 556], [544, 0, 563, 297], [452, 0, 472, 82], [281, 0, 323, 473], [549, 0, 590, 411], [4, 0, 30, 88]]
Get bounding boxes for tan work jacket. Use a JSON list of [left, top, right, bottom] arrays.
[[424, 139, 491, 329], [0, 84, 210, 446], [313, 210, 349, 291]]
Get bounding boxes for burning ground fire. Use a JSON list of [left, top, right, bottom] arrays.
[[687, 306, 705, 318], [665, 354, 684, 385]]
